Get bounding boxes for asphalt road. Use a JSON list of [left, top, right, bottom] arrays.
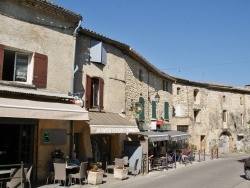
[[104, 154, 250, 188]]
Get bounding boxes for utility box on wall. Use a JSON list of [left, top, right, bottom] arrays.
[[41, 129, 67, 145]]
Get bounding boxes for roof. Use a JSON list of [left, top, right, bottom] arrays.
[[13, 0, 82, 22], [80, 28, 176, 82]]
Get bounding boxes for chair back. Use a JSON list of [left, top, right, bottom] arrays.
[[115, 158, 125, 167], [123, 156, 129, 165], [79, 162, 88, 179], [26, 166, 33, 181], [8, 168, 27, 188], [53, 163, 66, 181], [134, 159, 139, 171]]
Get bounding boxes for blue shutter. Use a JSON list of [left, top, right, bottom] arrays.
[[152, 101, 156, 119], [164, 102, 169, 120], [139, 97, 145, 121], [90, 40, 106, 65]]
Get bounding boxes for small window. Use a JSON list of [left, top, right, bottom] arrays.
[[194, 89, 200, 104], [89, 40, 107, 64], [222, 110, 227, 122], [85, 75, 104, 111], [177, 87, 181, 95], [194, 110, 200, 122], [162, 80, 165, 91], [138, 69, 143, 82], [177, 125, 188, 133]]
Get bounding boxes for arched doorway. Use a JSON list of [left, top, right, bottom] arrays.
[[219, 131, 231, 154]]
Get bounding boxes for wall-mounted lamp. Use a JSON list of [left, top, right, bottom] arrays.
[[154, 92, 160, 103], [148, 92, 160, 103]]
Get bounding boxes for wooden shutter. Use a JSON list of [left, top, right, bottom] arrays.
[[33, 53, 48, 88], [98, 77, 104, 111], [164, 102, 169, 120], [85, 74, 91, 110], [0, 44, 5, 80], [139, 97, 145, 121], [152, 101, 156, 119]]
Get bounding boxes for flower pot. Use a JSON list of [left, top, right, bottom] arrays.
[[87, 170, 104, 185], [114, 168, 128, 180]]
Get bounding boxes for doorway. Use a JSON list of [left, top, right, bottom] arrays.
[[200, 135, 205, 151], [0, 124, 35, 165], [219, 132, 231, 154], [90, 134, 111, 168]]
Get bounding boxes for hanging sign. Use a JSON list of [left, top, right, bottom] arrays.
[[134, 102, 143, 114]]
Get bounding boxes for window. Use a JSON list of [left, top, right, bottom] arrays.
[[164, 102, 169, 120], [177, 125, 188, 133], [85, 75, 104, 111], [194, 89, 200, 104], [194, 110, 200, 122], [138, 69, 143, 82], [222, 110, 227, 122], [177, 87, 181, 95], [89, 40, 107, 64], [0, 44, 48, 88], [152, 101, 156, 119]]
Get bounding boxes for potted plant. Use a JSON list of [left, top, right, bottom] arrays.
[[114, 165, 128, 180], [87, 163, 104, 185]]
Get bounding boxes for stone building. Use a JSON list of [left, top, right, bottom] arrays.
[[0, 0, 88, 181], [172, 78, 250, 154]]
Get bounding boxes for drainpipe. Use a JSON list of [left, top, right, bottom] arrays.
[[70, 20, 82, 155], [71, 20, 82, 93]]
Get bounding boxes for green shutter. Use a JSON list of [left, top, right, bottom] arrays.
[[139, 97, 145, 121], [164, 102, 169, 120], [152, 101, 156, 119]]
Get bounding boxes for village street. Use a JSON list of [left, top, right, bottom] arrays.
[[99, 154, 250, 188]]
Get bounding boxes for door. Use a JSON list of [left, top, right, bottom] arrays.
[[219, 133, 229, 154]]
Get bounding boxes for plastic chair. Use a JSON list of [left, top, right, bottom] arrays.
[[68, 162, 88, 186], [53, 163, 67, 185], [128, 159, 139, 176], [26, 166, 33, 188], [106, 158, 125, 173]]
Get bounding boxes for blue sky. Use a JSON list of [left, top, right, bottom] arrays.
[[51, 0, 250, 87]]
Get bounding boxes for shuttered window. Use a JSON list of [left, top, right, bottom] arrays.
[[152, 101, 156, 119], [33, 53, 48, 88], [164, 102, 169, 120], [89, 40, 107, 65], [85, 74, 104, 111], [139, 97, 145, 121]]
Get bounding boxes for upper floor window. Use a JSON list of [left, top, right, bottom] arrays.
[[177, 87, 181, 95], [194, 109, 201, 122], [0, 44, 48, 88], [222, 110, 227, 122], [85, 74, 104, 111], [89, 40, 107, 65], [138, 69, 143, 82], [177, 125, 188, 133], [194, 89, 200, 104]]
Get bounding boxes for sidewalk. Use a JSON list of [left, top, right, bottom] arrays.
[[36, 155, 213, 188]]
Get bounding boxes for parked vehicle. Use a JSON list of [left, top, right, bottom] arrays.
[[244, 156, 250, 180]]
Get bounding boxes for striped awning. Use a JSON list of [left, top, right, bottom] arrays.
[[88, 112, 139, 134], [0, 97, 89, 120]]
